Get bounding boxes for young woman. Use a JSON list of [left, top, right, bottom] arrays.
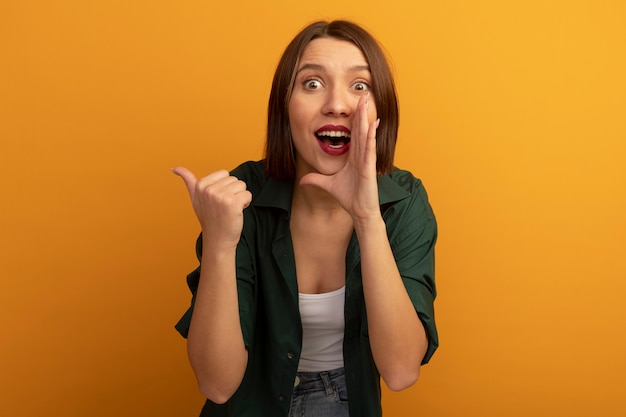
[[173, 20, 438, 417]]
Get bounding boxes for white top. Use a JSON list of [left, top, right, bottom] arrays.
[[297, 286, 346, 372]]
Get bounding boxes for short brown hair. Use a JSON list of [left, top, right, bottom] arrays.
[[264, 20, 399, 180]]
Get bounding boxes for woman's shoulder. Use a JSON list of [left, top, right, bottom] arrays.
[[379, 166, 431, 203], [230, 160, 269, 192], [385, 167, 426, 192], [381, 167, 435, 221]]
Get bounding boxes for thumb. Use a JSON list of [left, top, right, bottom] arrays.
[[171, 166, 198, 199]]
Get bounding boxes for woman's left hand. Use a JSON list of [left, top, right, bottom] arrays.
[[300, 93, 381, 223]]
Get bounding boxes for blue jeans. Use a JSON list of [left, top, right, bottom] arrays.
[[289, 367, 349, 417]]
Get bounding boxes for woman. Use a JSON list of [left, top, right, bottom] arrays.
[[173, 20, 438, 417]]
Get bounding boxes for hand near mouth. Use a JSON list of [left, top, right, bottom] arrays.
[[300, 93, 381, 224]]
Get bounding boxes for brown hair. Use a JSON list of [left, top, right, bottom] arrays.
[[264, 20, 399, 180]]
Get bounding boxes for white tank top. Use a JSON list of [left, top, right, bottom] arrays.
[[297, 286, 346, 372]]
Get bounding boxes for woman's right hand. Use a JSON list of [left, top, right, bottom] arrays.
[[172, 167, 252, 251]]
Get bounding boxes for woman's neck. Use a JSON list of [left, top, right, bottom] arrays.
[[292, 181, 344, 217]]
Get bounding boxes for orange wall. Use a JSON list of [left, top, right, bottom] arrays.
[[1, 1, 625, 416]]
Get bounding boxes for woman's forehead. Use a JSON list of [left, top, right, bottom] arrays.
[[298, 37, 369, 70]]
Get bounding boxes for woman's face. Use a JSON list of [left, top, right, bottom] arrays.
[[288, 37, 378, 178]]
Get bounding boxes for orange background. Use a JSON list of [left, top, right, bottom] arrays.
[[1, 1, 625, 416]]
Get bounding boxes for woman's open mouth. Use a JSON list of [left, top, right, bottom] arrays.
[[315, 126, 351, 156]]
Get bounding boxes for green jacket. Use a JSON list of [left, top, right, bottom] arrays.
[[176, 160, 438, 416]]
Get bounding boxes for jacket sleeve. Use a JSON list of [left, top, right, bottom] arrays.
[[386, 180, 439, 364]]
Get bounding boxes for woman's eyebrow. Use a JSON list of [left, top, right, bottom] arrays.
[[350, 65, 371, 73], [296, 63, 371, 74], [296, 63, 324, 74]]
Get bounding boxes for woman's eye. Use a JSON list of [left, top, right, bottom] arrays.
[[304, 79, 322, 89], [353, 82, 371, 92]]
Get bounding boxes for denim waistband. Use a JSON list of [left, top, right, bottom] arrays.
[[293, 367, 345, 393]]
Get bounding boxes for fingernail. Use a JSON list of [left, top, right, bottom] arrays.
[[376, 118, 381, 128]]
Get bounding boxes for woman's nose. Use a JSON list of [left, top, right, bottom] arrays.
[[321, 87, 353, 117]]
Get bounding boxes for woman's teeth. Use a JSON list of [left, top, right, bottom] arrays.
[[316, 131, 351, 147], [316, 131, 351, 139]]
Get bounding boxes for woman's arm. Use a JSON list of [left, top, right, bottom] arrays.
[[354, 216, 429, 391], [186, 241, 248, 403], [172, 167, 251, 403]]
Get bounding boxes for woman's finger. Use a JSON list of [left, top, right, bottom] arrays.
[[171, 166, 198, 199], [195, 169, 232, 192], [365, 118, 380, 165]]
